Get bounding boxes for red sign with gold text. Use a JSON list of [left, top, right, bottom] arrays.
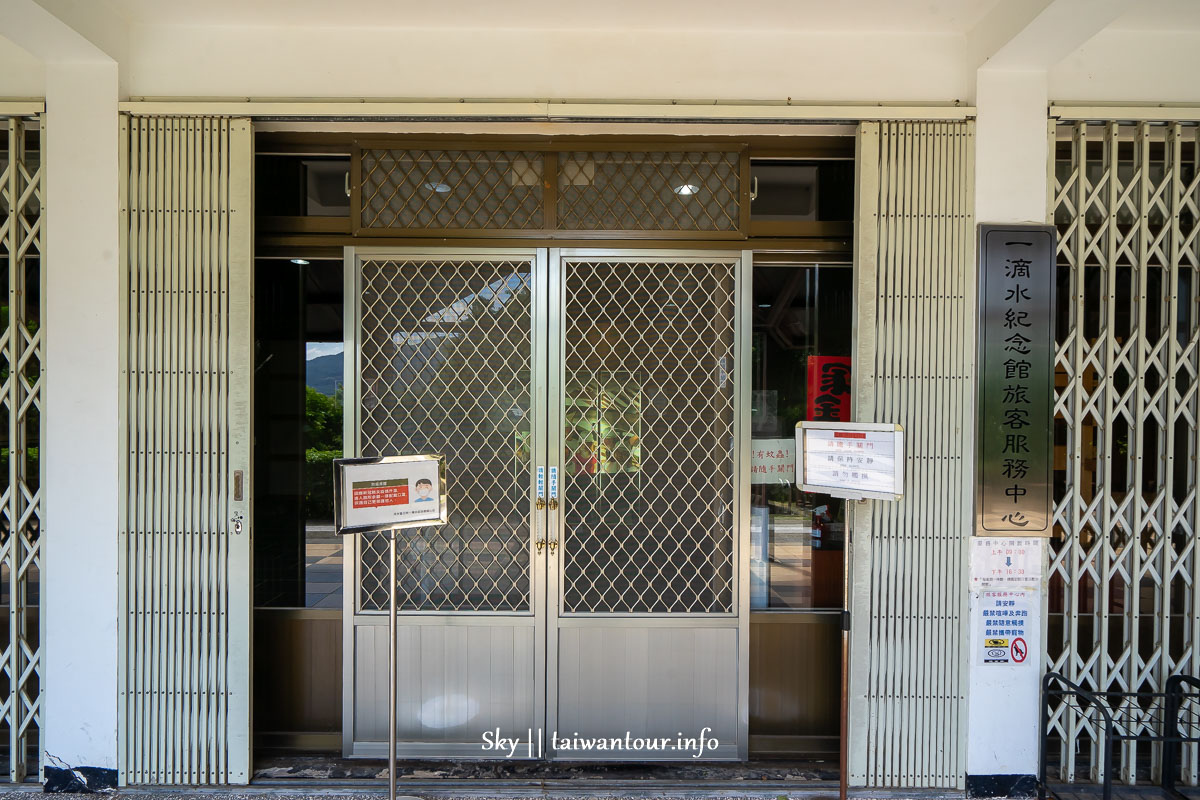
[[351, 478, 409, 509], [807, 356, 852, 421]]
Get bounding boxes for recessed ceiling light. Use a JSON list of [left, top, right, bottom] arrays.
[[673, 183, 700, 196], [423, 181, 452, 193], [290, 258, 310, 265]]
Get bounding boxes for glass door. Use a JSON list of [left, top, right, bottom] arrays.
[[748, 260, 852, 757], [546, 249, 748, 760], [343, 247, 751, 761], [344, 247, 548, 758]]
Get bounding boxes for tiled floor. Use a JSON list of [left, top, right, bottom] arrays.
[[305, 524, 343, 609]]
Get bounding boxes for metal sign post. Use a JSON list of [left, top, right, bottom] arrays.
[[332, 454, 448, 800]]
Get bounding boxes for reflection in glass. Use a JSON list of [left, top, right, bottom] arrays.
[[751, 265, 852, 610]]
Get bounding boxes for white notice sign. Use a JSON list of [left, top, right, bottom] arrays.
[[334, 455, 447, 534], [797, 422, 904, 501], [751, 438, 796, 484], [970, 537, 1043, 589]]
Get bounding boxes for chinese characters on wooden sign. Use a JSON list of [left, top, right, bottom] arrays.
[[977, 225, 1056, 536]]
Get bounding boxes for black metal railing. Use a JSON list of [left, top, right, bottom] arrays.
[[1040, 671, 1200, 800], [1163, 674, 1200, 798]]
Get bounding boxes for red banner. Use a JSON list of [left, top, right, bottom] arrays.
[[351, 478, 410, 509], [807, 356, 852, 421]]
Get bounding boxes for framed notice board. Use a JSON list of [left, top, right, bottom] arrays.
[[333, 454, 448, 536]]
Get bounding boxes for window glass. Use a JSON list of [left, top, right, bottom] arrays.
[[750, 265, 852, 610]]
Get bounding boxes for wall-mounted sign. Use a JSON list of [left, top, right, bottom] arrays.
[[970, 537, 1043, 589], [976, 224, 1056, 536], [976, 589, 1034, 666], [333, 454, 447, 535], [796, 421, 904, 501], [751, 438, 796, 484], [806, 356, 852, 421]]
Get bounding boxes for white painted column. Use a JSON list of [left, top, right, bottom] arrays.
[[966, 67, 1049, 794], [42, 61, 120, 779]]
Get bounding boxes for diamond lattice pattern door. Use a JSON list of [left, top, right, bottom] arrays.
[[560, 259, 737, 614], [358, 258, 534, 613]]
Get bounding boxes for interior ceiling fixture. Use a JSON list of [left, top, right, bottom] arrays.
[[673, 183, 700, 196], [291, 258, 310, 265], [423, 181, 452, 193]]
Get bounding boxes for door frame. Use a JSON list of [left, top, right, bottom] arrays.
[[545, 248, 752, 760], [341, 245, 549, 758], [340, 245, 752, 760]]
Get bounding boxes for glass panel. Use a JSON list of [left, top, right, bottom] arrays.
[[750, 160, 854, 222], [358, 259, 533, 612], [255, 155, 350, 217], [305, 342, 344, 609], [562, 259, 736, 614], [750, 265, 852, 610]]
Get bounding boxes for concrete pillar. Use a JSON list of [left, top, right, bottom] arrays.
[[966, 67, 1050, 798], [42, 60, 120, 790]]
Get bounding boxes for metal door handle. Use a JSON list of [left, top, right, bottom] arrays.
[[536, 538, 546, 555], [548, 539, 558, 555], [536, 497, 547, 510], [548, 498, 558, 511]]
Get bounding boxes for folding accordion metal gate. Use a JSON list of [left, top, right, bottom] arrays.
[[847, 120, 976, 789], [0, 109, 44, 784], [118, 116, 254, 785], [1046, 117, 1200, 786]]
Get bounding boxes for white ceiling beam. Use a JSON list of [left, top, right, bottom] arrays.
[[0, 0, 124, 64], [967, 0, 1132, 71]]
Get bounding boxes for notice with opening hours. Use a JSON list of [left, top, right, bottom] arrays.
[[970, 537, 1042, 589], [977, 224, 1056, 535]]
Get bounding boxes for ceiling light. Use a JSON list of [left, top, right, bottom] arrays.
[[290, 258, 310, 265], [423, 181, 452, 193], [673, 183, 700, 196]]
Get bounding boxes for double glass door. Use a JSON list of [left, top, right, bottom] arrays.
[[343, 247, 746, 760]]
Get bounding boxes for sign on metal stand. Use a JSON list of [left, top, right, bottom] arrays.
[[795, 420, 905, 501], [333, 454, 448, 800]]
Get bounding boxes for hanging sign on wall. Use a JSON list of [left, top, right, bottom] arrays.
[[976, 224, 1057, 536]]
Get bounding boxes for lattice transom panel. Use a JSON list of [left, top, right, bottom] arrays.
[[360, 150, 545, 231], [0, 116, 42, 784], [556, 151, 740, 232], [356, 147, 743, 235], [1047, 121, 1200, 787], [561, 259, 736, 614], [358, 258, 533, 612]]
